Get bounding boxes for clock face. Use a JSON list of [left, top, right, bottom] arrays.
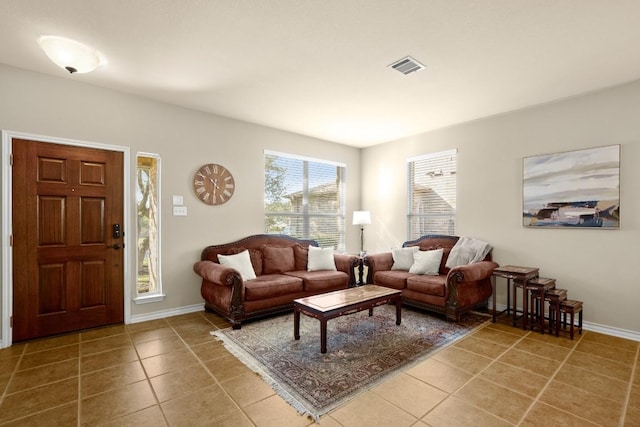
[[193, 163, 235, 205]]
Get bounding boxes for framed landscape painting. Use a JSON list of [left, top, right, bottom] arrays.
[[523, 145, 620, 228]]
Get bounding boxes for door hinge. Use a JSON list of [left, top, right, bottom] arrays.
[[9, 235, 13, 247], [9, 153, 13, 166], [10, 316, 13, 328]]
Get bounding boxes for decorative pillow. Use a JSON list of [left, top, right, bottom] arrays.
[[445, 236, 492, 269], [409, 248, 444, 275], [293, 244, 309, 271], [218, 250, 257, 281], [391, 246, 419, 271], [262, 245, 295, 274], [307, 246, 337, 271], [216, 247, 262, 275]]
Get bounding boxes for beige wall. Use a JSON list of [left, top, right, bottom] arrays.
[[0, 64, 361, 340], [361, 79, 640, 334], [2, 62, 639, 341]]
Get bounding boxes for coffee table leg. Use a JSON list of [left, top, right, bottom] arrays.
[[294, 308, 300, 340], [395, 298, 402, 325], [320, 320, 327, 354]]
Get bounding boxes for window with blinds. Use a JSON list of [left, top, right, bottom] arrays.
[[264, 151, 346, 250], [407, 149, 457, 239]]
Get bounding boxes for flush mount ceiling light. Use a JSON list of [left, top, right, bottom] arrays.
[[388, 56, 426, 75], [38, 35, 105, 74]]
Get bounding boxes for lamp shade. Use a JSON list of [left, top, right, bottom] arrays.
[[38, 36, 105, 74], [352, 210, 371, 225]]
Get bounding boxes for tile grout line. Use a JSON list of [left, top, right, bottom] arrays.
[[320, 312, 495, 425], [0, 343, 27, 420], [167, 312, 255, 426], [619, 343, 639, 427], [77, 336, 81, 427], [512, 327, 585, 426], [417, 321, 530, 426], [128, 318, 173, 427]]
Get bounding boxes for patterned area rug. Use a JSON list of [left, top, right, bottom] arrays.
[[212, 304, 489, 421]]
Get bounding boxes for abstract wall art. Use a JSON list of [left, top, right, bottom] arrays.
[[523, 145, 620, 228]]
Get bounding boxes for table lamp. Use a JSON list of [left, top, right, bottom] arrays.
[[352, 210, 371, 257]]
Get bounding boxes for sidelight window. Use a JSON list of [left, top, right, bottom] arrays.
[[135, 153, 162, 300]]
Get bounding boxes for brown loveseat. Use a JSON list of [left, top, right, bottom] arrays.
[[193, 234, 358, 328], [364, 235, 498, 321]]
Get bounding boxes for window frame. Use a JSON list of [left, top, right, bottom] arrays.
[[406, 149, 457, 240], [264, 150, 347, 251], [133, 152, 165, 304]]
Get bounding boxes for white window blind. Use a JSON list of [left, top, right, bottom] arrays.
[[407, 149, 457, 239], [264, 151, 346, 250]]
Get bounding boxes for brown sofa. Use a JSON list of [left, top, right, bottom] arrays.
[[364, 235, 498, 321], [193, 234, 358, 328]]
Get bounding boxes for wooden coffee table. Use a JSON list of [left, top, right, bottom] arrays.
[[293, 284, 402, 353]]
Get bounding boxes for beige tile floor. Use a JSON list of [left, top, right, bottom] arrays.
[[0, 311, 638, 426]]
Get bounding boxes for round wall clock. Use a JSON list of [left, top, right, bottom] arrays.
[[193, 163, 235, 205]]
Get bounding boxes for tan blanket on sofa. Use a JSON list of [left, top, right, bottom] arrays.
[[445, 236, 492, 268]]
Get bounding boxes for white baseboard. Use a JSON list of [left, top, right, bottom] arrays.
[[128, 303, 205, 324], [490, 303, 640, 342]]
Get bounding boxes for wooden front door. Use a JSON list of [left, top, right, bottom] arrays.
[[12, 139, 124, 342]]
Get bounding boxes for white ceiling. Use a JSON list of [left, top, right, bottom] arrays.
[[1, 1, 640, 148]]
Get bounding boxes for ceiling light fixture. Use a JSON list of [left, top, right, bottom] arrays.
[[388, 56, 426, 75], [38, 35, 105, 74]]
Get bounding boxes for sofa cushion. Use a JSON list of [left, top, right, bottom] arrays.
[[244, 274, 303, 301], [374, 270, 412, 290], [391, 246, 419, 270], [307, 246, 337, 271], [262, 245, 295, 274], [293, 244, 308, 271], [406, 274, 446, 297], [285, 270, 348, 292], [409, 249, 443, 275], [218, 250, 257, 281]]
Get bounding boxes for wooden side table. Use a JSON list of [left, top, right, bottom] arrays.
[[517, 277, 556, 333], [491, 265, 539, 326], [350, 255, 366, 286]]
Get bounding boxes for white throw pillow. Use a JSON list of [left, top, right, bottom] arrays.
[[218, 250, 257, 281], [307, 246, 337, 271], [409, 249, 444, 275], [391, 246, 419, 271]]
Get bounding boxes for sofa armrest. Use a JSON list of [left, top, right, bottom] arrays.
[[363, 253, 393, 284], [444, 260, 499, 320], [447, 260, 499, 284], [333, 253, 358, 273], [333, 253, 359, 285], [193, 260, 241, 286]]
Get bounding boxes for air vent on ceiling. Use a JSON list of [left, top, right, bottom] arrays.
[[388, 56, 426, 75]]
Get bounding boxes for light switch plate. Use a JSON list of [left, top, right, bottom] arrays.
[[172, 195, 184, 206], [173, 206, 187, 216]]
